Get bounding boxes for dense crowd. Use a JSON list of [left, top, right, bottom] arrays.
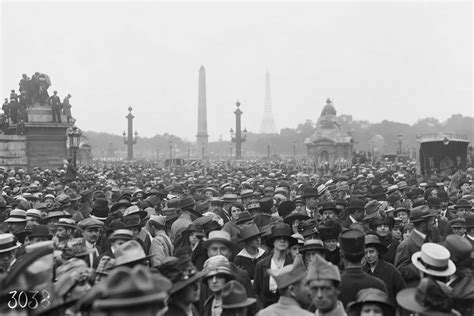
[[0, 160, 473, 316]]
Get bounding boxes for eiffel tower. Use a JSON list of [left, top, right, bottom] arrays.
[[259, 71, 277, 134]]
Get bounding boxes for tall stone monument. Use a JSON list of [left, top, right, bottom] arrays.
[[259, 71, 277, 134], [196, 65, 209, 159]]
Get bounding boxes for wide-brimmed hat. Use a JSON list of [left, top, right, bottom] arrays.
[[26, 209, 42, 220], [465, 214, 474, 228], [300, 239, 326, 254], [442, 234, 472, 263], [409, 205, 434, 223], [235, 211, 255, 225], [365, 234, 387, 254], [4, 209, 27, 223], [239, 225, 264, 243], [158, 256, 205, 294], [114, 240, 154, 267], [93, 265, 171, 310], [0, 233, 21, 253], [277, 201, 295, 218], [266, 222, 297, 247], [221, 280, 256, 309], [411, 243, 456, 277], [28, 225, 53, 239], [348, 288, 395, 316], [363, 200, 386, 221], [396, 278, 460, 316], [283, 212, 310, 225], [202, 255, 233, 280], [299, 219, 319, 238], [202, 230, 234, 250]]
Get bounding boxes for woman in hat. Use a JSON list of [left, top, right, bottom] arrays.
[[347, 288, 395, 316], [159, 256, 205, 316], [201, 255, 235, 316], [233, 225, 267, 281], [319, 219, 342, 267], [370, 217, 398, 264], [253, 222, 295, 307], [362, 234, 406, 307], [222, 202, 245, 238]]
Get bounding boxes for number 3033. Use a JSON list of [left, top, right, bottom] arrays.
[[8, 290, 51, 309]]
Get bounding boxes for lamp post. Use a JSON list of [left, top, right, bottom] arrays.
[[293, 141, 296, 161], [397, 132, 402, 155], [230, 101, 247, 159], [67, 125, 82, 167], [187, 144, 191, 159], [267, 144, 270, 159], [123, 106, 138, 160]]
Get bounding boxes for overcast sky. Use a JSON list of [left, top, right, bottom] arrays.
[[1, 1, 472, 141]]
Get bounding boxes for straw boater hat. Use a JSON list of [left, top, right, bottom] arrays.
[[108, 229, 134, 242], [411, 243, 456, 277], [221, 281, 256, 310], [348, 288, 395, 316], [300, 239, 327, 255], [397, 278, 460, 316], [0, 233, 21, 253], [4, 209, 27, 223], [54, 218, 77, 229], [93, 265, 171, 310]]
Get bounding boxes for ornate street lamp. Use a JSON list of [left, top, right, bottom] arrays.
[[67, 125, 82, 167]]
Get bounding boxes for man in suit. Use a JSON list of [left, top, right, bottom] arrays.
[[464, 214, 474, 269], [394, 205, 435, 287], [338, 229, 387, 308], [77, 218, 104, 269]]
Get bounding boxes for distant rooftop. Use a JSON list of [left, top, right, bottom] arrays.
[[416, 133, 469, 143]]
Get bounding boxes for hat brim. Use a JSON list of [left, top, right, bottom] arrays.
[[266, 235, 297, 248], [110, 202, 131, 213], [239, 231, 264, 243], [366, 242, 387, 254], [94, 292, 167, 310], [411, 252, 456, 277], [0, 242, 21, 253], [90, 215, 107, 221], [202, 238, 235, 250], [170, 270, 206, 294], [4, 218, 27, 223], [283, 213, 310, 224], [396, 288, 458, 316], [347, 300, 394, 316], [235, 215, 256, 225], [222, 297, 256, 309], [113, 253, 155, 268]]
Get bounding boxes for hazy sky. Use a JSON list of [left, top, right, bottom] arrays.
[[1, 1, 472, 141]]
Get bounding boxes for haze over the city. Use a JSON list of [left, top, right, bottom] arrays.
[[2, 1, 472, 141]]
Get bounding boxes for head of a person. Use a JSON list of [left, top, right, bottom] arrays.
[[204, 231, 233, 259], [306, 255, 341, 314], [202, 255, 233, 294], [230, 202, 244, 221]]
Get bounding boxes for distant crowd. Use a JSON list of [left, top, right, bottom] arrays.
[[0, 159, 473, 315]]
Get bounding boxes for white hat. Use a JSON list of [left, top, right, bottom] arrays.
[[411, 243, 456, 277], [4, 209, 27, 223], [0, 233, 21, 253]]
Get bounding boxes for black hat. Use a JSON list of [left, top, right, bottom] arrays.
[[370, 216, 395, 229], [347, 199, 365, 212], [318, 219, 342, 241], [235, 211, 256, 225], [427, 197, 441, 208], [266, 222, 297, 247], [339, 229, 365, 256], [239, 225, 264, 243], [283, 212, 310, 225], [277, 201, 295, 218], [91, 198, 109, 221], [180, 196, 196, 210], [259, 197, 273, 213], [301, 187, 319, 199], [123, 215, 141, 229], [28, 225, 53, 240], [365, 234, 387, 254], [409, 205, 434, 223], [454, 199, 470, 209], [320, 202, 340, 214]]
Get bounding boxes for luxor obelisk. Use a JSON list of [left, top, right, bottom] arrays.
[[196, 66, 209, 159]]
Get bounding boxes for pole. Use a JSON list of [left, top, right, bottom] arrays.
[[126, 107, 134, 161], [202, 146, 205, 160], [235, 105, 242, 158], [267, 144, 270, 159], [73, 148, 77, 167], [169, 142, 172, 168], [293, 142, 296, 161]]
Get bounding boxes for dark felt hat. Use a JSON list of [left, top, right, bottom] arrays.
[[259, 197, 273, 212], [277, 201, 295, 218], [347, 199, 365, 211], [318, 219, 342, 241], [158, 256, 205, 294], [454, 199, 470, 209], [339, 229, 365, 256], [283, 212, 310, 225], [301, 187, 319, 199], [235, 211, 256, 225], [266, 222, 297, 247], [28, 225, 52, 239], [409, 205, 434, 223], [348, 288, 395, 316], [222, 280, 256, 309], [364, 234, 387, 254], [239, 225, 264, 243]]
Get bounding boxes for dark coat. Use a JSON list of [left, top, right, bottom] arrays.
[[233, 249, 268, 280], [339, 266, 388, 308], [394, 230, 424, 287], [253, 254, 293, 308], [363, 259, 406, 306], [379, 235, 399, 265]]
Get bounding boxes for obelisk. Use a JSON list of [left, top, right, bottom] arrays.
[[196, 65, 209, 159], [259, 70, 277, 134]]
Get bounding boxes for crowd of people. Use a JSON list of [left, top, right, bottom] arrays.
[[0, 159, 473, 315], [1, 73, 73, 133]]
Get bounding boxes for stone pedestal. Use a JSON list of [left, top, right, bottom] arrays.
[[5, 106, 72, 171]]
